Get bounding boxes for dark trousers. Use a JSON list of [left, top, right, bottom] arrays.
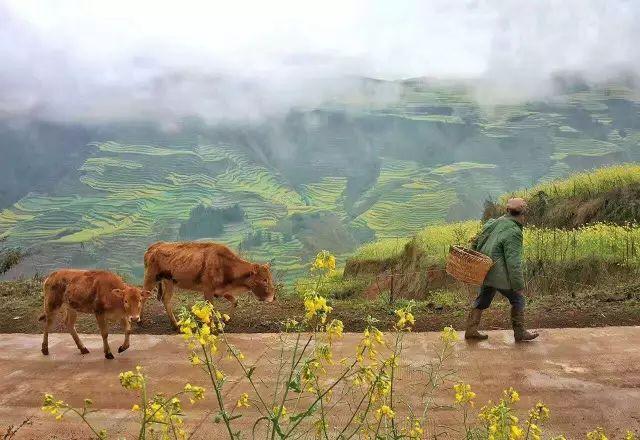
[[473, 285, 525, 311]]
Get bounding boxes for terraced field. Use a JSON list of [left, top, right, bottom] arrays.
[[1, 78, 639, 284], [353, 159, 459, 237]]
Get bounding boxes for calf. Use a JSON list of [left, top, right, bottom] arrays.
[[143, 241, 275, 329], [40, 269, 152, 359]]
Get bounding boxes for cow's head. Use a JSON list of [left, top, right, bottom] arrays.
[[249, 263, 275, 302], [112, 286, 153, 322]]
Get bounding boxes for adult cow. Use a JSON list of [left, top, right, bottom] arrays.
[[143, 241, 276, 329], [40, 269, 153, 359]]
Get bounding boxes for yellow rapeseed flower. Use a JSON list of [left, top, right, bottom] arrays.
[[373, 328, 385, 345], [587, 428, 609, 440], [409, 420, 424, 439], [440, 326, 459, 345], [184, 383, 205, 404], [529, 402, 550, 422], [376, 405, 395, 420], [304, 295, 333, 323], [527, 423, 542, 440], [237, 392, 250, 408], [189, 353, 202, 365], [191, 303, 213, 323], [326, 319, 344, 342], [394, 307, 415, 331], [119, 366, 145, 391], [273, 405, 288, 419], [503, 387, 520, 403], [510, 425, 524, 440], [313, 250, 336, 272], [453, 382, 476, 405], [131, 404, 140, 411]]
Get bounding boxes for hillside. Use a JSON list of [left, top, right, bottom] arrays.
[[483, 164, 640, 227], [1, 77, 640, 282], [345, 165, 640, 301]]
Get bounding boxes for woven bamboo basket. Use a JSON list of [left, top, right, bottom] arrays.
[[445, 245, 494, 286]]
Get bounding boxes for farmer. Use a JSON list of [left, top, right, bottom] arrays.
[[465, 198, 539, 342]]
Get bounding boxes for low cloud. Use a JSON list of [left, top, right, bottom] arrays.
[[1, 0, 638, 124]]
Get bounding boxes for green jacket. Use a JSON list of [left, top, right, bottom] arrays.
[[471, 215, 525, 291]]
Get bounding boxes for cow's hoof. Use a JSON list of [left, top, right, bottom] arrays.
[[105, 352, 114, 360], [80, 347, 90, 354], [118, 345, 128, 353], [41, 348, 49, 356]]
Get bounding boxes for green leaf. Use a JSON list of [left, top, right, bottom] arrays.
[[247, 366, 256, 379], [289, 402, 318, 422], [287, 374, 302, 393], [273, 421, 286, 437]]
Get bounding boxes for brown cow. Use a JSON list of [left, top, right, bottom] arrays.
[[143, 241, 275, 329], [39, 269, 153, 359]]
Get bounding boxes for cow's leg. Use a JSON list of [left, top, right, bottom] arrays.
[[223, 294, 238, 308], [142, 269, 157, 292], [96, 314, 114, 359], [139, 269, 158, 326], [205, 286, 238, 308], [41, 307, 60, 356], [203, 290, 220, 303], [118, 318, 131, 353], [65, 308, 89, 354], [161, 280, 179, 330]]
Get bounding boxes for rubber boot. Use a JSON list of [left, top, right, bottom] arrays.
[[465, 308, 489, 340], [511, 308, 539, 342]]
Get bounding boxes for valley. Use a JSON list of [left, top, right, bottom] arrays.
[[1, 78, 639, 282]]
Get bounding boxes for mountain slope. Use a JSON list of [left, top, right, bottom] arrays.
[[1, 77, 639, 281]]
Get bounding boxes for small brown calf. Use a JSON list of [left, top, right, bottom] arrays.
[[40, 269, 152, 359]]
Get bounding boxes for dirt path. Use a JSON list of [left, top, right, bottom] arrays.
[[0, 328, 639, 439], [3, 277, 640, 334]]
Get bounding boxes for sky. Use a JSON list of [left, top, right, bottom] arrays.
[[1, 0, 638, 124]]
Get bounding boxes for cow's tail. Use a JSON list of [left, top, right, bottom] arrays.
[[156, 280, 164, 301], [39, 275, 52, 321]]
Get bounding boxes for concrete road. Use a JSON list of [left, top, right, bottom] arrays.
[[0, 328, 638, 439]]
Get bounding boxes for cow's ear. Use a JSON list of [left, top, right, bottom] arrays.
[[141, 289, 153, 299], [262, 263, 270, 269], [111, 289, 124, 298]]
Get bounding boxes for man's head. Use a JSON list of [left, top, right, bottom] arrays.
[[506, 198, 528, 218]]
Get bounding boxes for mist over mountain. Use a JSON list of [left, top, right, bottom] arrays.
[[1, 1, 639, 280], [2, 0, 639, 124]]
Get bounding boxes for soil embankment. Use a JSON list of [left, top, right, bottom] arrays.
[[2, 278, 639, 334]]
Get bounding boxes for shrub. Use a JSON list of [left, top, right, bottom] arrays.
[[0, 248, 24, 275]]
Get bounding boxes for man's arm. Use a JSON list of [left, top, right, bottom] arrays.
[[470, 219, 495, 251], [502, 229, 525, 291]]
